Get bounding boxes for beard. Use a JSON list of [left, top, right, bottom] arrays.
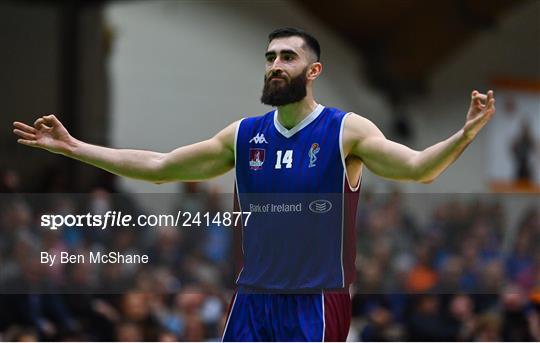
[[260, 68, 308, 106]]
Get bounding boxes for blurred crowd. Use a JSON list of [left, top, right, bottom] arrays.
[[351, 191, 540, 341], [0, 169, 234, 341], [0, 168, 539, 341]]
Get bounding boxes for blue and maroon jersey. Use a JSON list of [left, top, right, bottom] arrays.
[[234, 105, 360, 290]]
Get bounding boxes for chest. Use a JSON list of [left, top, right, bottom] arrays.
[[237, 124, 344, 193]]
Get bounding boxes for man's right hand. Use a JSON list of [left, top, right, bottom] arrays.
[[13, 114, 238, 183], [13, 114, 75, 155]]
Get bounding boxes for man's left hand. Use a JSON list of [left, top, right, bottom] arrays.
[[464, 90, 496, 140]]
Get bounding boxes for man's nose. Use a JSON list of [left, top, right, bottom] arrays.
[[268, 66, 285, 78], [271, 56, 286, 70]]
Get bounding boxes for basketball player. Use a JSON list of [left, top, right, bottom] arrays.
[[13, 27, 495, 341]]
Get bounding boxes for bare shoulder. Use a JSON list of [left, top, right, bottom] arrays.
[[343, 112, 383, 136], [342, 113, 384, 153]]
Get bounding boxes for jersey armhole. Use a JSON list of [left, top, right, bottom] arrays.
[[233, 118, 245, 169], [233, 117, 245, 284], [339, 112, 361, 192]]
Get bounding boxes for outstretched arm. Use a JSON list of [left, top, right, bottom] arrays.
[[13, 115, 239, 183], [344, 90, 496, 183]]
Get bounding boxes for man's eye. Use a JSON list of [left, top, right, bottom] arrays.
[[283, 55, 293, 61], [266, 56, 275, 62]]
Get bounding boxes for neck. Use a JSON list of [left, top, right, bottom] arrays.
[[276, 96, 318, 129]]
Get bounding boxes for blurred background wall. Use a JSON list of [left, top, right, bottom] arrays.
[[2, 1, 109, 192], [1, 0, 539, 194], [105, 0, 392, 194]]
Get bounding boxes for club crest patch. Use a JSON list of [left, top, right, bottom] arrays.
[[249, 148, 265, 170]]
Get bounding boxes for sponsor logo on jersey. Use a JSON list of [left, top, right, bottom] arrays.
[[249, 133, 268, 144], [249, 148, 265, 170], [309, 199, 332, 213], [308, 143, 320, 168]]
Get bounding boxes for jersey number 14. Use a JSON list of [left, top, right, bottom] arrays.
[[275, 150, 293, 169]]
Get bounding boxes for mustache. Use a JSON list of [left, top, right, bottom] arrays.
[[265, 71, 288, 82]]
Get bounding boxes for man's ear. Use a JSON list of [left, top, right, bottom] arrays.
[[307, 62, 322, 81]]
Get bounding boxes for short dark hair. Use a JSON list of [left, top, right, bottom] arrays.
[[268, 27, 321, 62]]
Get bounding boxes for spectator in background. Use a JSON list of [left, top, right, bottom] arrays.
[[146, 228, 184, 278], [37, 167, 70, 193], [116, 321, 144, 342], [0, 169, 20, 193], [507, 230, 534, 281], [151, 293, 184, 340], [511, 120, 535, 182], [119, 292, 159, 340], [472, 312, 502, 341], [202, 186, 231, 266], [405, 240, 438, 293], [435, 256, 465, 293], [474, 260, 505, 313], [501, 285, 534, 341], [1, 293, 77, 340], [406, 294, 456, 341], [529, 289, 540, 341], [0, 326, 39, 342], [447, 294, 476, 340]]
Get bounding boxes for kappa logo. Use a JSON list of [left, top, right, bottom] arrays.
[[249, 133, 268, 144]]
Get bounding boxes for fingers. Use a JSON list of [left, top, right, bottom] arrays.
[[486, 90, 493, 102], [486, 98, 496, 115], [13, 128, 36, 140], [34, 117, 45, 129], [471, 90, 481, 108], [34, 118, 52, 130], [42, 114, 61, 127], [13, 121, 37, 134], [471, 90, 487, 106], [13, 120, 38, 148], [471, 90, 495, 107], [17, 139, 38, 147], [468, 95, 496, 129], [13, 115, 61, 149], [485, 90, 496, 113], [34, 114, 58, 129]]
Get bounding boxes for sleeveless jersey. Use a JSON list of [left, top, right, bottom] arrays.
[[234, 105, 360, 290]]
